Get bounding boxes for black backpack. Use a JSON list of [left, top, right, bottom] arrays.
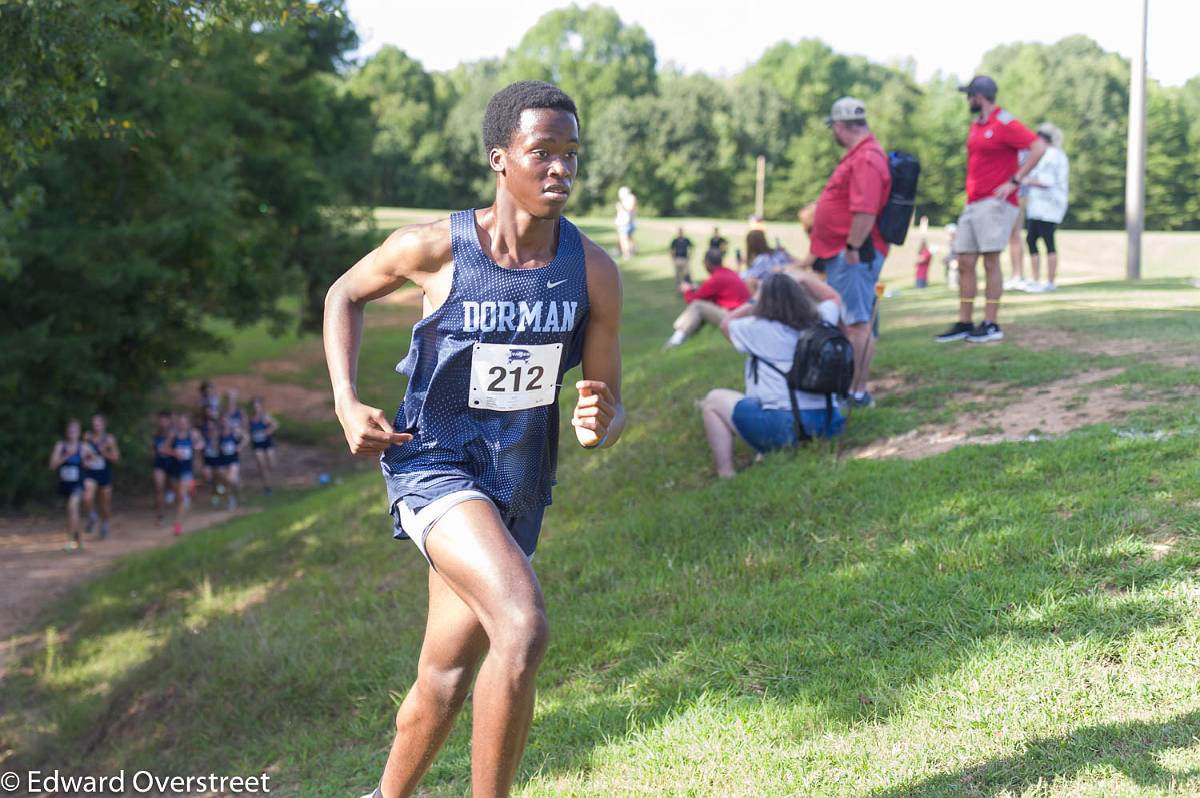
[[749, 322, 855, 443], [878, 150, 921, 245]]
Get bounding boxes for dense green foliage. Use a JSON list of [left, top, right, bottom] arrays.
[[0, 1, 374, 504], [349, 15, 1199, 231]]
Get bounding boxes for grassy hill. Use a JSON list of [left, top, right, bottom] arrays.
[[3, 214, 1199, 797]]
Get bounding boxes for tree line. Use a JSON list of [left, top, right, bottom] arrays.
[[1, 1, 1197, 504], [347, 6, 1200, 229]]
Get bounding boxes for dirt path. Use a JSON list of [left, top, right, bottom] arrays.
[[0, 441, 367, 679], [0, 286, 424, 681]]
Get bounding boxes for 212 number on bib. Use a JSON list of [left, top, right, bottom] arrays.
[[469, 342, 563, 411]]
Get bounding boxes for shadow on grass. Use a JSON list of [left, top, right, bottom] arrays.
[[867, 710, 1200, 797], [4, 262, 1199, 796]]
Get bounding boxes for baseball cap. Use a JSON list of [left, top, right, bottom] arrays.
[[1037, 122, 1063, 147], [824, 96, 867, 125], [958, 75, 998, 100]]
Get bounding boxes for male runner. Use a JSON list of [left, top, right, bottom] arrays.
[[82, 413, 120, 539], [324, 80, 624, 798]]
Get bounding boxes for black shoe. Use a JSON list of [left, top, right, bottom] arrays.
[[966, 321, 1004, 343], [934, 321, 974, 343]]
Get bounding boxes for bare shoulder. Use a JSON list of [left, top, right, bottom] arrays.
[[580, 233, 622, 309], [377, 217, 454, 279]]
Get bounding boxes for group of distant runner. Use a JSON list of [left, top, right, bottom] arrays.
[[49, 381, 280, 550]]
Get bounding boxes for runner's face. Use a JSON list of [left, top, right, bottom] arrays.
[[66, 422, 80, 441], [967, 94, 983, 114], [493, 108, 579, 218]]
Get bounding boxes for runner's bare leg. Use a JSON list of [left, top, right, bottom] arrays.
[[378, 566, 489, 797], [381, 499, 548, 798]]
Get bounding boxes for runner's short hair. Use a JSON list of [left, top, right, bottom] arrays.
[[483, 81, 579, 154]]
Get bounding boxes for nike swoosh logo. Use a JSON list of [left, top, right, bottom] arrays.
[[546, 279, 567, 289]]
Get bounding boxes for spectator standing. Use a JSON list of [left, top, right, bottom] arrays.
[[936, 76, 1045, 344], [808, 97, 891, 408], [1005, 151, 1030, 291], [915, 239, 932, 288], [1023, 122, 1069, 292], [615, 185, 638, 259], [669, 227, 693, 284], [709, 227, 728, 258], [663, 248, 750, 349]]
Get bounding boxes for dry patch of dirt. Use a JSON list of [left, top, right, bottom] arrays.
[[853, 368, 1196, 460], [174, 376, 332, 423], [1009, 326, 1199, 368]]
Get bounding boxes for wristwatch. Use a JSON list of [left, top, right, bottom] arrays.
[[1009, 175, 1022, 186], [845, 242, 859, 252]]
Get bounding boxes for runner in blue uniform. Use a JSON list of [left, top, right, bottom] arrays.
[[326, 81, 624, 798], [248, 397, 279, 495], [151, 410, 175, 525], [217, 414, 245, 511], [200, 411, 224, 504], [82, 413, 121, 540], [169, 412, 203, 537], [49, 419, 87, 551], [225, 387, 244, 431]]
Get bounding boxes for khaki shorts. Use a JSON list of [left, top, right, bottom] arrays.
[[954, 198, 1020, 255]]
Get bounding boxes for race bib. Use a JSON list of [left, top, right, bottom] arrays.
[[59, 465, 80, 482], [221, 441, 237, 456], [469, 342, 563, 412], [251, 430, 268, 442]]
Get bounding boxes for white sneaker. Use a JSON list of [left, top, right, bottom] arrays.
[[662, 330, 686, 350], [1003, 277, 1022, 290], [1042, 282, 1056, 292]]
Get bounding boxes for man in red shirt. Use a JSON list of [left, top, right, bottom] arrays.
[[809, 97, 891, 407], [664, 247, 750, 349], [936, 75, 1045, 344]]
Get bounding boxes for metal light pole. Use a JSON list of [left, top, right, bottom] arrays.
[[1125, 0, 1148, 280]]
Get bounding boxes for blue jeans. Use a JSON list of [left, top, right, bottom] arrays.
[[732, 398, 845, 452]]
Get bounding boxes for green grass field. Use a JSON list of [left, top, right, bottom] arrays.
[[3, 212, 1199, 797]]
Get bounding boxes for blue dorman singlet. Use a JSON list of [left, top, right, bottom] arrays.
[[381, 209, 591, 515]]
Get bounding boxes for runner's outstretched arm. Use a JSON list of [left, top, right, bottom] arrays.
[[49, 443, 65, 470], [572, 239, 624, 449], [323, 222, 450, 456]]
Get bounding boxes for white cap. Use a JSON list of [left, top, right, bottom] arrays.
[[825, 96, 867, 125]]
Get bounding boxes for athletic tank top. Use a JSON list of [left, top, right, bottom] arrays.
[[220, 432, 240, 457], [202, 425, 220, 458], [173, 434, 195, 465], [382, 209, 590, 515], [228, 407, 243, 429], [82, 435, 109, 471], [153, 433, 168, 459], [250, 418, 271, 443], [59, 443, 83, 483]]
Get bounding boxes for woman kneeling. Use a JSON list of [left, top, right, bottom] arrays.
[[702, 272, 846, 477]]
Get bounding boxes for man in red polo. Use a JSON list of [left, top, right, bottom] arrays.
[[664, 247, 750, 349], [935, 75, 1045, 344], [809, 96, 891, 407]]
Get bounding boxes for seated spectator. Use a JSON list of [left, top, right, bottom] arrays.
[[664, 247, 750, 349], [742, 229, 792, 294], [700, 273, 845, 477]]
